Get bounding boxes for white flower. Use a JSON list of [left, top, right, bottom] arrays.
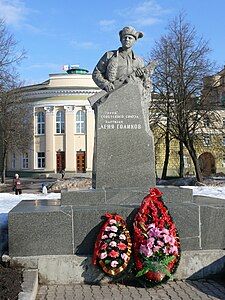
[[121, 253, 128, 261], [119, 234, 126, 240], [111, 226, 118, 232], [109, 219, 117, 225], [109, 241, 117, 247], [110, 260, 119, 268]]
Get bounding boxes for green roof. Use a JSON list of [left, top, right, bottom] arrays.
[[67, 68, 89, 75]]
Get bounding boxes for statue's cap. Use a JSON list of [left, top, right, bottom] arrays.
[[119, 26, 143, 40]]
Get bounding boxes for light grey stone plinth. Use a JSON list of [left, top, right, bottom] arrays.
[[11, 250, 225, 283]]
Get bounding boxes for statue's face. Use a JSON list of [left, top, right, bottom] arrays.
[[121, 34, 136, 50]]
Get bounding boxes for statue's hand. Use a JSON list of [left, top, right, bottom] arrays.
[[135, 68, 144, 77], [104, 82, 115, 93]]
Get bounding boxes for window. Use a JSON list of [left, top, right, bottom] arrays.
[[222, 136, 225, 146], [203, 117, 210, 128], [184, 155, 190, 168], [37, 152, 45, 168], [76, 110, 86, 134], [22, 153, 28, 169], [56, 110, 65, 133], [203, 136, 211, 146], [36, 111, 45, 134], [12, 153, 16, 169]]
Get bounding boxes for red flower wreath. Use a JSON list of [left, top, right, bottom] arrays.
[[133, 188, 180, 285]]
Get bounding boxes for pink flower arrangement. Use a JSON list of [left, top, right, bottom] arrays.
[[139, 224, 179, 258]]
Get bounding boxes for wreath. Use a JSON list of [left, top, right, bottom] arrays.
[[93, 214, 132, 277], [133, 188, 180, 286], [93, 188, 180, 285]]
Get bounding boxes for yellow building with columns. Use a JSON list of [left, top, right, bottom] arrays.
[[7, 67, 99, 177]]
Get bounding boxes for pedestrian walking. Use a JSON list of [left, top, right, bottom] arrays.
[[12, 174, 22, 195]]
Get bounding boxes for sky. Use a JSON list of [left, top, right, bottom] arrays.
[[0, 0, 225, 85]]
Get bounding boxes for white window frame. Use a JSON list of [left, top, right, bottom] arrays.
[[22, 152, 29, 169], [184, 155, 190, 168], [203, 136, 211, 146], [76, 110, 86, 134], [36, 111, 45, 135], [37, 152, 45, 168], [56, 110, 65, 134]]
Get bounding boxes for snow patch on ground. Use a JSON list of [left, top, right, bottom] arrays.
[[0, 192, 61, 214], [182, 186, 225, 200]]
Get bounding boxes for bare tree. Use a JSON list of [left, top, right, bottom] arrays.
[[0, 18, 31, 183], [0, 19, 26, 84], [150, 12, 218, 182], [0, 82, 33, 183]]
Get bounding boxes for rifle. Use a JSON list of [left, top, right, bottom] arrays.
[[89, 60, 156, 108]]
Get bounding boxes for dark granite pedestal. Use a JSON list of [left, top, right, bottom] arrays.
[[8, 187, 225, 257], [92, 83, 155, 190]]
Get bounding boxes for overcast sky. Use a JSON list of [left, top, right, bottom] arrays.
[[1, 0, 225, 85]]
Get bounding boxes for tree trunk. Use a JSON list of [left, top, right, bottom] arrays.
[[186, 142, 203, 182], [161, 129, 170, 180], [1, 143, 7, 184], [179, 140, 184, 178]]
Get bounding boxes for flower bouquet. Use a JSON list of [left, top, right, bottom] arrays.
[[133, 188, 180, 285], [93, 214, 132, 277]]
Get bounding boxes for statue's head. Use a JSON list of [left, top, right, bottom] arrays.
[[119, 26, 143, 41]]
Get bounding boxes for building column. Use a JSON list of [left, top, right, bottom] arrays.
[[32, 107, 36, 171], [86, 105, 95, 172], [64, 105, 75, 172], [44, 106, 55, 172]]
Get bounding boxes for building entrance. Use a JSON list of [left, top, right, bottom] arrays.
[[76, 151, 86, 173], [198, 152, 216, 176], [56, 152, 65, 173]]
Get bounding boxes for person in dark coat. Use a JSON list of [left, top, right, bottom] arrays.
[[13, 174, 22, 195]]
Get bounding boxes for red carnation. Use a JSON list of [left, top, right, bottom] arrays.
[[101, 243, 108, 250], [109, 250, 119, 258], [118, 242, 127, 250], [161, 207, 167, 213], [135, 257, 143, 270]]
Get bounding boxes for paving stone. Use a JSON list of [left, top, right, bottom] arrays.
[[36, 280, 225, 300]]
